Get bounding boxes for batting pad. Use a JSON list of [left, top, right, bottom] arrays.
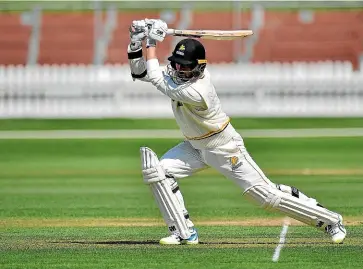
[[140, 147, 191, 239], [244, 185, 340, 228]]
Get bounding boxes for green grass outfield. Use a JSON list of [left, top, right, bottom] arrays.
[[1, 117, 363, 130], [1, 124, 363, 268], [0, 119, 362, 268], [2, 226, 363, 269]]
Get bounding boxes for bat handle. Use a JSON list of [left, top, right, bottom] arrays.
[[166, 29, 175, 36]]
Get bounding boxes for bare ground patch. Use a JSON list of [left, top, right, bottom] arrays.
[[1, 216, 362, 228]]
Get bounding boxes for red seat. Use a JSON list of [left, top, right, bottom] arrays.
[[0, 11, 362, 67], [38, 14, 93, 64], [253, 11, 363, 69], [0, 14, 31, 65]]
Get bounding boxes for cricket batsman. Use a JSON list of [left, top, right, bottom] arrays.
[[127, 18, 347, 245]]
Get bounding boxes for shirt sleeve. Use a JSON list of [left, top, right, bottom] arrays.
[[146, 58, 205, 106]]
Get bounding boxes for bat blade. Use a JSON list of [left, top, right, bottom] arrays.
[[166, 29, 253, 40]]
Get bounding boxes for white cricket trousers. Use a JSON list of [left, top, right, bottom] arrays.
[[159, 135, 274, 191]]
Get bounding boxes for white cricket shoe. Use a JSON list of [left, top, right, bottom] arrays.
[[159, 233, 182, 245], [325, 215, 347, 244], [159, 228, 199, 245]]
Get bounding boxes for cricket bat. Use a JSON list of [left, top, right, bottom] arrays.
[[166, 29, 253, 40]]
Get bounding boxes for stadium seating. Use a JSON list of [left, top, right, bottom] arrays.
[[253, 11, 363, 69], [0, 14, 30, 65], [39, 14, 94, 64], [0, 11, 362, 67]]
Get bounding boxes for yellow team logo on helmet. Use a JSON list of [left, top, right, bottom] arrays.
[[176, 44, 186, 56]]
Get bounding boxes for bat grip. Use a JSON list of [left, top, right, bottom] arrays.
[[166, 29, 175, 36]]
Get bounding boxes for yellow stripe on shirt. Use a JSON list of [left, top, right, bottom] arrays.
[[184, 119, 230, 141]]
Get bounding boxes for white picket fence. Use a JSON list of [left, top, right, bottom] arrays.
[[0, 62, 363, 118]]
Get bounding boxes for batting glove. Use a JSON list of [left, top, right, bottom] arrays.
[[145, 19, 168, 42], [129, 20, 148, 43]]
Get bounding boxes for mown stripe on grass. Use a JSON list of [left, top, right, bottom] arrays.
[[1, 168, 363, 177], [1, 217, 362, 228], [1, 128, 363, 139]]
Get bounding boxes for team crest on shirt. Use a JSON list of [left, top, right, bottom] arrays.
[[230, 156, 242, 170]]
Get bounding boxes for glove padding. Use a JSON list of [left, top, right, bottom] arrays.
[[145, 19, 168, 42], [129, 18, 168, 46], [129, 20, 148, 42]]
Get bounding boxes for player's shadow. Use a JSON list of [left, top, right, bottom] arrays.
[[52, 240, 323, 245], [52, 239, 332, 246], [58, 240, 159, 245]]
